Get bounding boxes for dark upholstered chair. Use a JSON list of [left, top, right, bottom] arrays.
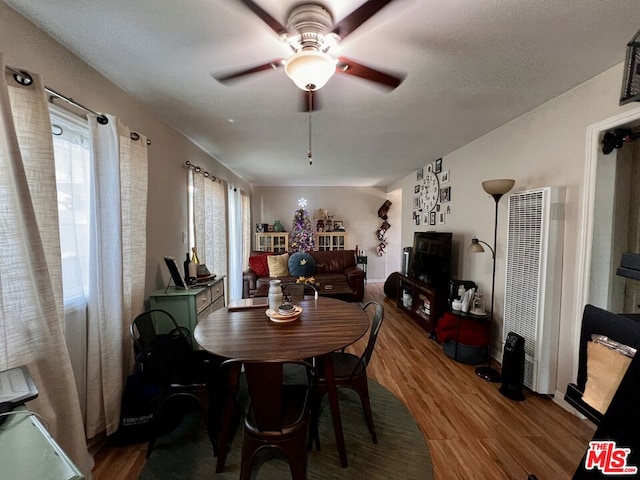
[[310, 300, 384, 449], [130, 309, 223, 457], [220, 359, 315, 480]]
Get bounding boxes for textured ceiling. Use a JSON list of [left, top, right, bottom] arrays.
[[5, 0, 640, 186]]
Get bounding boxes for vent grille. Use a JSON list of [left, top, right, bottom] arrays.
[[503, 187, 565, 394], [504, 190, 543, 389]]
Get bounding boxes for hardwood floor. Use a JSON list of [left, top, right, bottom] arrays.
[[92, 282, 595, 479]]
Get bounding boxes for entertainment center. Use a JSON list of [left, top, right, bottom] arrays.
[[396, 231, 452, 336]]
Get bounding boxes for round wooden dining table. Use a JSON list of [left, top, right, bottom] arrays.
[[194, 296, 370, 471]]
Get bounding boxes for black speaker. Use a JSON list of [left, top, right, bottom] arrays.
[[402, 246, 412, 275], [499, 332, 525, 401]]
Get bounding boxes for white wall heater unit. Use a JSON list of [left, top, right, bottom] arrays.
[[503, 186, 566, 394]]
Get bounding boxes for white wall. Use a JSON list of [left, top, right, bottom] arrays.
[[252, 187, 391, 281], [388, 64, 640, 405], [0, 3, 252, 299]]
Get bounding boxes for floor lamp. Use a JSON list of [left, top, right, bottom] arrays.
[[468, 179, 515, 383]]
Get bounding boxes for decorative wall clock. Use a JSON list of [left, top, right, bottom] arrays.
[[413, 159, 450, 226], [421, 171, 440, 212]]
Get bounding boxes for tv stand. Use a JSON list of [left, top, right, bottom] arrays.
[[396, 274, 447, 337]]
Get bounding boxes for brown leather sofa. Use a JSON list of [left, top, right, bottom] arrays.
[[243, 249, 365, 302]]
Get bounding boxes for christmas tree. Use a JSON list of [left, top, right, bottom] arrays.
[[289, 197, 316, 252]]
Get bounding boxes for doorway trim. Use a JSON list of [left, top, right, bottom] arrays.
[[574, 104, 640, 378]]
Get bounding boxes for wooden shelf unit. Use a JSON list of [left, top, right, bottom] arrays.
[[255, 233, 289, 253], [396, 274, 447, 336], [316, 232, 347, 251]]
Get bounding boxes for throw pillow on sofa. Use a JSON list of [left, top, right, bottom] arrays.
[[248, 254, 271, 277], [288, 252, 316, 277], [267, 253, 290, 277]]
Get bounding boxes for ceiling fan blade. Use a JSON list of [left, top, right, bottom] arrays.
[[330, 0, 399, 39], [239, 0, 287, 36], [298, 90, 322, 112], [212, 60, 284, 83], [336, 57, 405, 90]]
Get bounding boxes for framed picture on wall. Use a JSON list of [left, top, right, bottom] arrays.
[[440, 186, 451, 202], [440, 170, 449, 184], [429, 212, 436, 225], [435, 158, 443, 173]]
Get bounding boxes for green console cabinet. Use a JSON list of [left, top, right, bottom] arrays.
[[149, 276, 225, 345]]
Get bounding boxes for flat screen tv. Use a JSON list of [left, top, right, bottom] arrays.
[[411, 231, 452, 286]]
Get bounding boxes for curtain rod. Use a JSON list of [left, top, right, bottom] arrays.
[[185, 161, 218, 182], [5, 64, 151, 145]]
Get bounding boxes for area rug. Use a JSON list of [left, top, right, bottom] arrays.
[[139, 379, 433, 479]]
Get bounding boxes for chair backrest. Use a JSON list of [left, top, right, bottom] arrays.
[[130, 309, 183, 349], [353, 301, 385, 376], [281, 282, 318, 302], [220, 359, 314, 432], [130, 309, 194, 383]]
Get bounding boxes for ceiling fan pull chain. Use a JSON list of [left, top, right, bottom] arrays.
[[308, 89, 313, 165]]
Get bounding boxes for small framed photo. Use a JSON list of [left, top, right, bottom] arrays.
[[163, 256, 188, 290], [440, 186, 451, 202], [333, 220, 344, 231], [440, 170, 449, 184], [438, 212, 445, 224], [414, 184, 420, 194], [416, 168, 423, 181], [429, 212, 436, 225], [435, 158, 443, 174], [415, 215, 420, 225], [426, 163, 433, 173], [413, 196, 420, 209]]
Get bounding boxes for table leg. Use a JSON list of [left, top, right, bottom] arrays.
[[216, 362, 241, 473], [321, 353, 349, 468]]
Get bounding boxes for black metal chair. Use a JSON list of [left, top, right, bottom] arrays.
[[310, 300, 384, 449], [130, 309, 223, 457], [220, 359, 315, 480]]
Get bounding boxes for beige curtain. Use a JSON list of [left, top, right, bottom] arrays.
[[85, 114, 148, 438], [193, 171, 227, 281], [241, 190, 251, 269], [0, 56, 92, 475]]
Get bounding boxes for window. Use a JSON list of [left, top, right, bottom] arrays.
[[50, 106, 91, 303], [189, 168, 228, 286]]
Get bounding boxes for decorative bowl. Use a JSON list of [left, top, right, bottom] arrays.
[[266, 305, 302, 323]]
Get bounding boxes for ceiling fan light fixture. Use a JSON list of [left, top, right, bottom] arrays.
[[285, 49, 336, 91]]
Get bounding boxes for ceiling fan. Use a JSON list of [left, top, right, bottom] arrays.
[[213, 0, 406, 109]]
